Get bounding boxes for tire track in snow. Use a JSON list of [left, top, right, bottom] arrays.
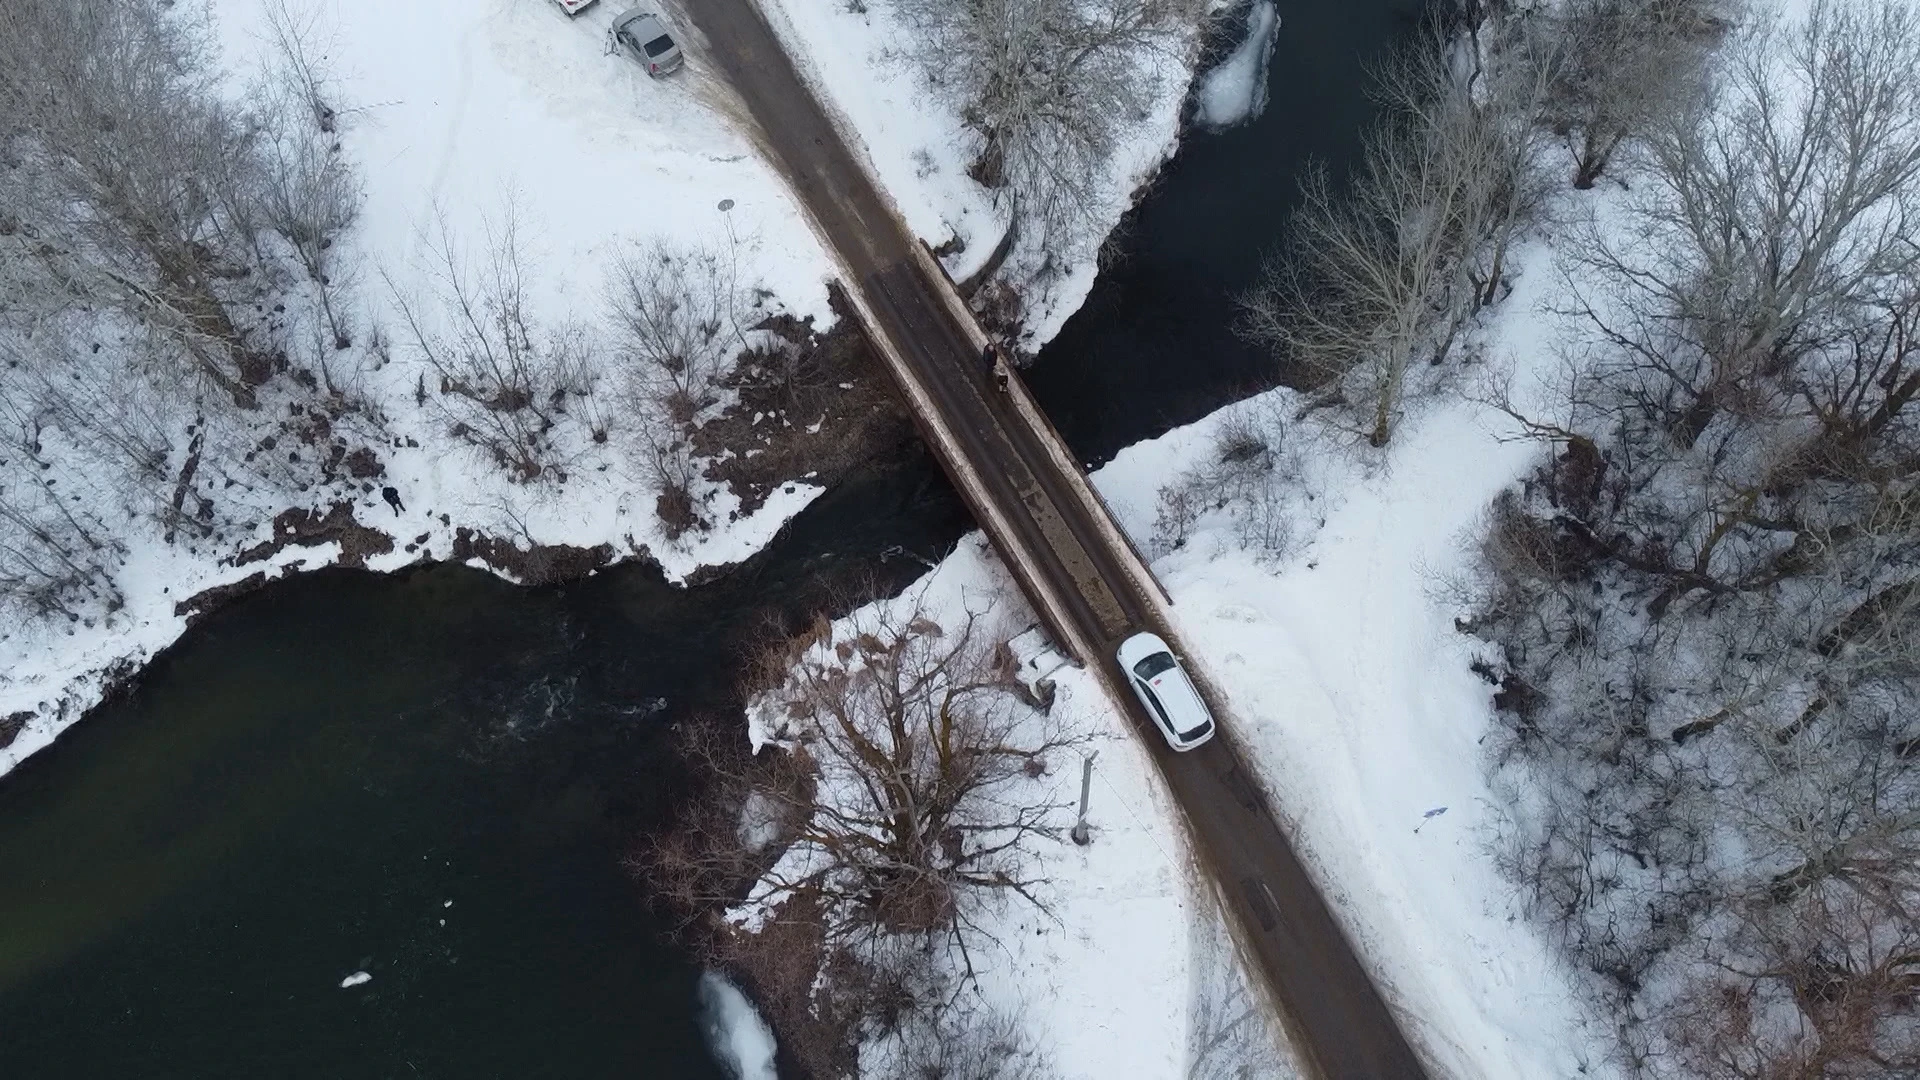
[[423, 15, 480, 218]]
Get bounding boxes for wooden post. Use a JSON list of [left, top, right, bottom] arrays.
[[1071, 752, 1097, 846]]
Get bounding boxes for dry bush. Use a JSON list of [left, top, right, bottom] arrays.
[[605, 239, 745, 428], [603, 237, 767, 530], [639, 431, 707, 540], [1150, 404, 1298, 561], [387, 208, 601, 483]]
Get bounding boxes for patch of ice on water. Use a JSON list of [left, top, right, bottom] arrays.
[[1195, 0, 1279, 131], [698, 971, 777, 1079]]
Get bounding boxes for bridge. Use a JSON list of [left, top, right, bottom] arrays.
[[677, 0, 1432, 1074]]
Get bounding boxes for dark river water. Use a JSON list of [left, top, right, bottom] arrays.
[[0, 1, 1418, 1075]]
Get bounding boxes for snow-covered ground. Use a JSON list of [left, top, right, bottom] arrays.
[[741, 231, 1617, 1077], [203, 0, 846, 580], [1093, 244, 1611, 1079]]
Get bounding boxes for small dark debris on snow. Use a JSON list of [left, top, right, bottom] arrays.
[[0, 711, 30, 749]]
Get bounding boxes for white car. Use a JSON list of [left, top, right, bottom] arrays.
[[1116, 632, 1216, 751], [550, 0, 598, 16]]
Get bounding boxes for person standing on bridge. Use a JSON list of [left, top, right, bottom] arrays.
[[982, 341, 1011, 393]]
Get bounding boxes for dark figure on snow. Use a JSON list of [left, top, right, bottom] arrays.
[[382, 486, 406, 516], [981, 341, 1011, 393]]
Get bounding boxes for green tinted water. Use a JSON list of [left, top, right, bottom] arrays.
[[0, 566, 727, 1078]]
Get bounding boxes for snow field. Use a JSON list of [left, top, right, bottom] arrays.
[[207, 0, 845, 581]]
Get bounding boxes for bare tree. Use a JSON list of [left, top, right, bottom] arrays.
[[0, 234, 180, 621], [604, 239, 744, 427], [387, 208, 600, 482], [891, 0, 1203, 249], [1508, 0, 1920, 627], [0, 0, 273, 406], [0, 0, 388, 638], [1545, 0, 1722, 190], [732, 599, 1077, 944], [1238, 15, 1548, 446], [1472, 5, 1920, 1071], [1570, 0, 1920, 455], [602, 237, 766, 531], [635, 597, 1082, 1076], [256, 0, 362, 352]]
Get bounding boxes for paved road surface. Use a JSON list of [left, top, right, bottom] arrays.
[[677, 2, 1431, 1075]]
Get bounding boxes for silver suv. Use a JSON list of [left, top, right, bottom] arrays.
[[611, 10, 684, 77]]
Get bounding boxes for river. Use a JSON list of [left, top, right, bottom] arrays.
[[0, 0, 1417, 1074]]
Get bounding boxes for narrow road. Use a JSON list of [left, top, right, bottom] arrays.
[[678, 1, 1431, 1075]]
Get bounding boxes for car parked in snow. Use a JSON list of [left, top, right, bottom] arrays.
[[1116, 631, 1216, 751], [610, 10, 684, 77], [550, 0, 599, 16]]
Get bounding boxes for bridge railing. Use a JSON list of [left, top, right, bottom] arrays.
[[910, 240, 1174, 612]]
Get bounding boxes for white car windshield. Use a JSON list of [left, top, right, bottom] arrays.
[[643, 34, 674, 56], [1132, 652, 1178, 680]]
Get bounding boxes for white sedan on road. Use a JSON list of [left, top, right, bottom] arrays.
[[550, 0, 598, 15], [1117, 631, 1216, 751]]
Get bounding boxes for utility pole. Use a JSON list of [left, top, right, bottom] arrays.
[[1070, 752, 1097, 846]]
